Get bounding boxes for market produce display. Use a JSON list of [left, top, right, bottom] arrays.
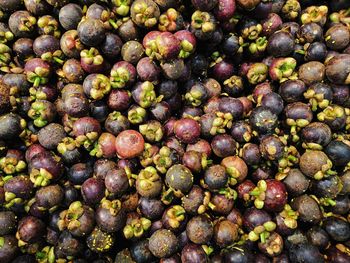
[[0, 0, 350, 262]]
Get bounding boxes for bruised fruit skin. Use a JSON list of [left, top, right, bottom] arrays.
[[165, 164, 193, 195], [298, 61, 325, 86], [186, 214, 213, 244], [291, 195, 322, 224], [299, 150, 334, 180], [149, 229, 178, 258], [77, 19, 106, 47], [115, 130, 145, 159]]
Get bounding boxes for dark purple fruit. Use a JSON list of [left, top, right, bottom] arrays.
[[149, 229, 178, 258]]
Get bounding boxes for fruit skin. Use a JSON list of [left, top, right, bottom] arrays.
[[130, 239, 156, 263], [77, 18, 106, 47], [181, 243, 208, 262], [325, 140, 350, 167], [0, 235, 18, 263], [283, 169, 310, 197], [115, 130, 145, 159], [186, 214, 214, 244], [291, 195, 322, 224], [213, 219, 239, 247], [0, 211, 16, 235], [326, 54, 350, 85], [250, 106, 278, 134], [59, 3, 83, 30], [214, 0, 236, 21], [264, 179, 288, 212], [191, 0, 218, 11], [267, 31, 295, 57], [149, 229, 178, 258], [237, 0, 261, 10], [174, 118, 201, 144], [323, 217, 350, 242], [38, 123, 66, 150], [222, 246, 255, 262], [165, 164, 194, 195], [299, 61, 325, 86], [299, 150, 332, 180], [288, 243, 324, 263], [0, 113, 23, 140]]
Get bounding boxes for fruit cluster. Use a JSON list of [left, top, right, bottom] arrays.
[[0, 0, 350, 262]]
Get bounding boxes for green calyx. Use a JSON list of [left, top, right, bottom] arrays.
[[247, 63, 268, 84], [110, 66, 130, 88], [282, 0, 300, 20], [242, 24, 262, 41], [0, 157, 26, 175], [196, 191, 211, 214], [278, 145, 299, 170], [4, 191, 23, 208], [179, 40, 194, 59], [224, 75, 243, 89], [301, 5, 328, 24], [36, 246, 55, 263], [114, 0, 131, 16], [313, 159, 336, 180], [90, 74, 111, 100], [76, 132, 99, 150], [128, 106, 147, 124], [133, 1, 158, 28], [191, 11, 215, 33], [153, 146, 173, 174], [101, 198, 122, 216], [159, 8, 179, 32], [185, 90, 205, 107], [81, 48, 104, 65], [317, 105, 345, 122], [319, 197, 337, 207], [304, 89, 330, 111], [30, 168, 53, 187], [138, 166, 160, 190], [41, 50, 64, 64], [139, 121, 163, 142], [250, 180, 267, 209], [57, 137, 79, 154], [279, 204, 298, 229], [249, 37, 267, 54], [218, 187, 238, 200], [166, 205, 186, 229], [37, 16, 61, 38], [140, 143, 158, 167], [210, 112, 233, 136], [272, 58, 297, 82], [19, 16, 37, 32], [248, 221, 276, 243], [58, 201, 85, 231], [138, 81, 160, 108], [27, 69, 50, 87], [123, 217, 151, 239], [0, 30, 14, 44], [0, 44, 11, 66]]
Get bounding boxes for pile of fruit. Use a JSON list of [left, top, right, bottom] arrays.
[[0, 0, 350, 262]]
